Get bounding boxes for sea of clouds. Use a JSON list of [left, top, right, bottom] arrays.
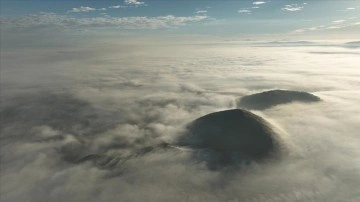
[[1, 35, 360, 202]]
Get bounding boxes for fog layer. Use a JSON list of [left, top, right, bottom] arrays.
[[1, 36, 360, 202]]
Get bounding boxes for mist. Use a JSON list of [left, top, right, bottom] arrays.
[[1, 34, 360, 201]]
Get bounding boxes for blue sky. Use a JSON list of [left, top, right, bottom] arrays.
[[1, 0, 359, 38]]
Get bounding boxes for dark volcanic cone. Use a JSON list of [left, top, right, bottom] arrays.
[[179, 109, 283, 168], [238, 89, 321, 110]]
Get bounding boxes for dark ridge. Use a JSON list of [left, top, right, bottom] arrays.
[[254, 41, 315, 47], [309, 51, 359, 55], [238, 90, 321, 110], [77, 154, 102, 163], [136, 142, 171, 155], [344, 41, 360, 48], [0, 92, 123, 138], [76, 154, 128, 169], [74, 142, 171, 169], [178, 109, 281, 168], [266, 41, 314, 45], [345, 41, 360, 45]]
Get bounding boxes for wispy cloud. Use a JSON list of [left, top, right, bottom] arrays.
[[282, 4, 304, 12], [195, 10, 208, 14], [1, 12, 209, 31], [69, 6, 97, 13], [333, 20, 346, 24], [124, 0, 145, 6], [238, 1, 266, 15], [109, 5, 126, 9], [238, 9, 251, 14], [293, 18, 360, 34], [253, 1, 266, 5]]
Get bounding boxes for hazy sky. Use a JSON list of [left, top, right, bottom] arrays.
[[1, 0, 359, 39]]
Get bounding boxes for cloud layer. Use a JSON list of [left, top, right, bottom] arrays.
[[1, 36, 360, 201]]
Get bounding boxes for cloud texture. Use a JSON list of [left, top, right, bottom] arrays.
[[1, 36, 360, 201]]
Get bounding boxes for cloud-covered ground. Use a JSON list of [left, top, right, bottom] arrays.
[[1, 35, 360, 201]]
